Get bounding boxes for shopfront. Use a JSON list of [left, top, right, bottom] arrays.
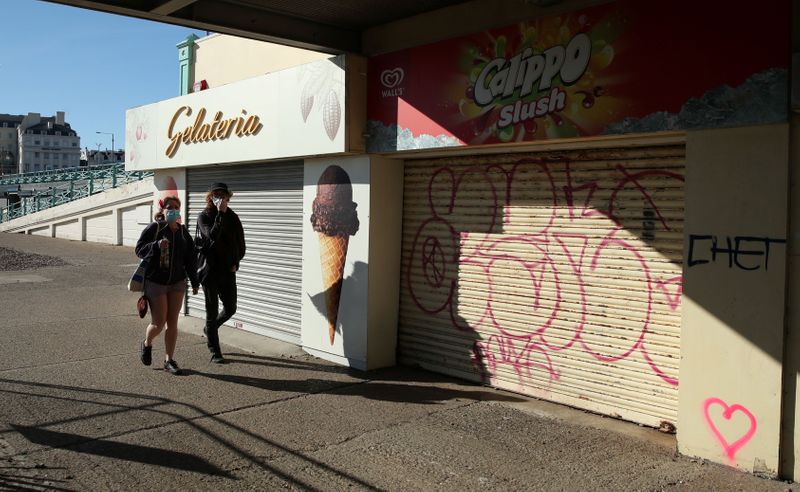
[[126, 54, 403, 369], [365, 0, 792, 475]]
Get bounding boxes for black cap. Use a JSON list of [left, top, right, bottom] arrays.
[[209, 182, 229, 193]]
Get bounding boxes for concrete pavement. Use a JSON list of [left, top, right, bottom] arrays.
[[0, 232, 796, 491]]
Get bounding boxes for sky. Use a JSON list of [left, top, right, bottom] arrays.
[[1, 0, 207, 152]]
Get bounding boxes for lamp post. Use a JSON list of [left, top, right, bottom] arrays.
[[95, 131, 115, 164]]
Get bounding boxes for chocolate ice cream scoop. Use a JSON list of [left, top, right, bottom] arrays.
[[310, 165, 359, 237]]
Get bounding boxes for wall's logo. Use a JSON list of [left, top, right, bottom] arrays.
[[380, 68, 405, 97], [380, 68, 404, 88]]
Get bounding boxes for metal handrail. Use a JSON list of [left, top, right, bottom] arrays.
[[0, 164, 153, 224], [0, 163, 121, 186]]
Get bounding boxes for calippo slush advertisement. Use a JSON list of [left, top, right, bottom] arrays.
[[366, 0, 789, 152]]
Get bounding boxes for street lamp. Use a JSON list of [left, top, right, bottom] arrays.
[[96, 131, 115, 163]]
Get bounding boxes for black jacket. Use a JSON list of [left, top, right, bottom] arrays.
[[135, 221, 199, 289], [196, 207, 246, 282]]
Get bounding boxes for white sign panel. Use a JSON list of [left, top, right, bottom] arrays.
[[126, 56, 346, 171]]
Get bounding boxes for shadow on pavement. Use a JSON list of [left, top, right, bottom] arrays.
[[183, 369, 523, 405], [11, 424, 232, 478]]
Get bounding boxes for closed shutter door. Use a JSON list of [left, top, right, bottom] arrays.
[[399, 143, 685, 427], [187, 161, 303, 344]]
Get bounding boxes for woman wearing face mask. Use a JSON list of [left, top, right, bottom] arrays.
[[135, 195, 199, 375], [196, 182, 245, 364]]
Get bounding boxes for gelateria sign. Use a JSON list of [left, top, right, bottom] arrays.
[[125, 55, 351, 171], [165, 106, 263, 158]]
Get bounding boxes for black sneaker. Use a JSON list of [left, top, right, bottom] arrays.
[[140, 340, 152, 366], [210, 353, 226, 364], [163, 359, 182, 375]]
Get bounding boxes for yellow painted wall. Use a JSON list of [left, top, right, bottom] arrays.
[[193, 34, 330, 89], [678, 124, 789, 477]]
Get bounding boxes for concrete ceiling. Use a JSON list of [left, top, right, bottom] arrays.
[[42, 0, 481, 54]]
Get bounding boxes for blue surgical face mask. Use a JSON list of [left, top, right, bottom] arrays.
[[165, 209, 181, 223]]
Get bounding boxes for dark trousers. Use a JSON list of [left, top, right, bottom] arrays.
[[203, 271, 237, 354]]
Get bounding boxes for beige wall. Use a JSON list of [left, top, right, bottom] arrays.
[[366, 156, 404, 369], [193, 34, 330, 89], [678, 124, 789, 477]]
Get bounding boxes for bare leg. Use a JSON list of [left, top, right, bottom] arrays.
[[145, 294, 168, 346], [164, 289, 185, 361]]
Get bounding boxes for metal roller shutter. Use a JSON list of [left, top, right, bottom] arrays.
[[399, 143, 685, 428], [187, 161, 303, 344]]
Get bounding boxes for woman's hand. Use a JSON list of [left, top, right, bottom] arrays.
[[159, 238, 170, 249], [192, 287, 199, 295]]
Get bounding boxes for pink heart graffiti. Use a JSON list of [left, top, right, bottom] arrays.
[[702, 397, 757, 461]]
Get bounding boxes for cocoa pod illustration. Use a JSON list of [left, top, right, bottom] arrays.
[[322, 90, 341, 141], [301, 93, 314, 122]]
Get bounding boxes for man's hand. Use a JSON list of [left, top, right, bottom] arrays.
[[230, 265, 237, 273], [159, 238, 169, 249], [192, 287, 199, 295]]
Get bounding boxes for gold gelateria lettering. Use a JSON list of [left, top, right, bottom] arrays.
[[165, 106, 263, 158]]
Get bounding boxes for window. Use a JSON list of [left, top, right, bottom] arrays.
[[34, 140, 40, 145], [34, 152, 40, 158], [44, 140, 50, 146], [71, 142, 77, 147], [62, 153, 68, 160]]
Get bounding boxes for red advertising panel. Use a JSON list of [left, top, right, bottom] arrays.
[[367, 0, 790, 151]]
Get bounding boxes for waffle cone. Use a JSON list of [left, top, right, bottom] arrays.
[[318, 233, 349, 345]]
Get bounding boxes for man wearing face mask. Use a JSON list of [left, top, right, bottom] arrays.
[[196, 182, 246, 364]]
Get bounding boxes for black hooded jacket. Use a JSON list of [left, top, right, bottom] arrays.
[[135, 221, 199, 289], [196, 207, 246, 282]]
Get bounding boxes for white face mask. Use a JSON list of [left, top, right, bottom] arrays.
[[212, 197, 223, 208]]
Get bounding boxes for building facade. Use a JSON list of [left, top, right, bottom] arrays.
[[125, 3, 800, 481], [12, 112, 81, 173], [0, 115, 22, 175]]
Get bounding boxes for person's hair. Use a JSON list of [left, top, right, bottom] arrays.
[[204, 190, 233, 210], [154, 195, 181, 221]]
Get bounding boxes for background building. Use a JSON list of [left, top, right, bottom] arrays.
[[15, 112, 81, 173], [80, 148, 124, 166], [0, 115, 23, 175]]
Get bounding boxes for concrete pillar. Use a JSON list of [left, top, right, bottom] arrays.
[[113, 208, 122, 246], [678, 124, 790, 477], [80, 216, 87, 242]]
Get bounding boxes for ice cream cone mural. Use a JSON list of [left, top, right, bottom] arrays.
[[310, 165, 359, 345]]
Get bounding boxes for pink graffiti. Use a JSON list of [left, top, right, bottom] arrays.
[[703, 397, 757, 462], [406, 157, 684, 388], [655, 276, 683, 311]]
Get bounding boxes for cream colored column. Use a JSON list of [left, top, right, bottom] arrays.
[[781, 2, 800, 479], [366, 156, 403, 369], [678, 124, 789, 477], [783, 112, 800, 480]]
